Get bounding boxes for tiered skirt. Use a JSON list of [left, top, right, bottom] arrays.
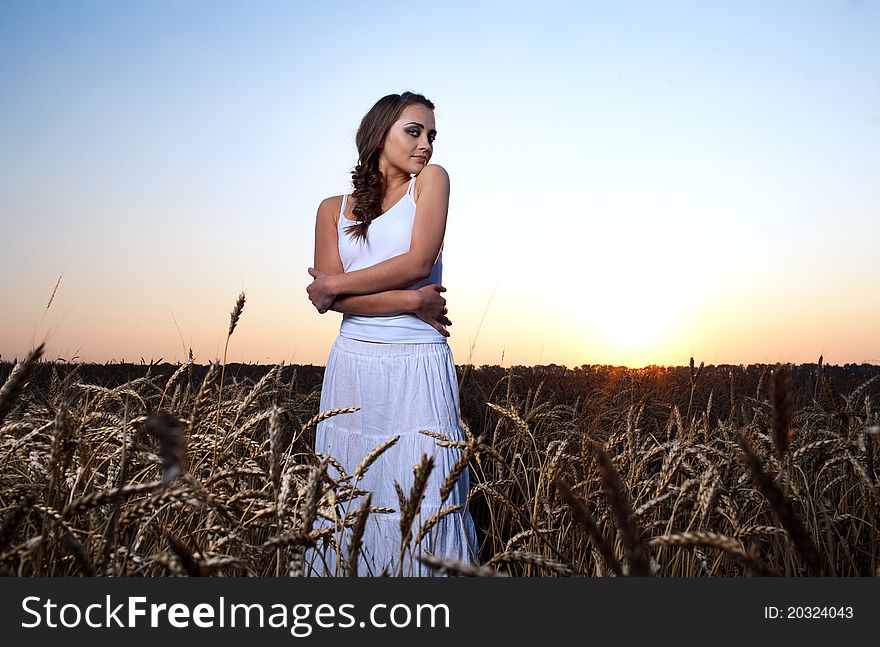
[[305, 334, 478, 576]]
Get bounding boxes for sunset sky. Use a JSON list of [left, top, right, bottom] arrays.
[[2, 0, 878, 369]]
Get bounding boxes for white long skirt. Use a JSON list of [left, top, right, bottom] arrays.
[[305, 334, 478, 576]]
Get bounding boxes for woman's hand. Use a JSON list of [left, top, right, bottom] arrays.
[[306, 267, 337, 314], [413, 284, 452, 337]]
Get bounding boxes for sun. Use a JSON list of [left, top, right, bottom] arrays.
[[580, 218, 690, 353], [589, 277, 680, 349]]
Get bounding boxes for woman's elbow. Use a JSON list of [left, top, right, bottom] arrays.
[[413, 257, 434, 281], [410, 254, 437, 281]]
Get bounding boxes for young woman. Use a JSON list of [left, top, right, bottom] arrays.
[[304, 91, 478, 576]]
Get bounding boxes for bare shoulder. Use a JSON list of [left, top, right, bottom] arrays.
[[417, 164, 450, 184], [414, 164, 450, 202], [317, 194, 345, 226]]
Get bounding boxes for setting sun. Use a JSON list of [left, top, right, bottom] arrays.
[[581, 218, 691, 353]]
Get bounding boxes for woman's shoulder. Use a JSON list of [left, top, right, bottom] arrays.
[[417, 164, 449, 182], [317, 194, 346, 227], [413, 164, 450, 202], [319, 194, 345, 211]]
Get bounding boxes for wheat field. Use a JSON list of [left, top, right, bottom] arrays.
[[2, 318, 878, 576]]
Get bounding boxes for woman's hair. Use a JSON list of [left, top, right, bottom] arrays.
[[343, 90, 435, 244]]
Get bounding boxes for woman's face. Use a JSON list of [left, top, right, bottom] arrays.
[[380, 103, 436, 175]]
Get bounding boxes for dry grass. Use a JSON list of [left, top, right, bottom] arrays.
[[1, 303, 879, 576]]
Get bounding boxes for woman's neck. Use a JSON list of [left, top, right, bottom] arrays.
[[377, 163, 411, 198]]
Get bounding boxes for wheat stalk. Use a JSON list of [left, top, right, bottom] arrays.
[[345, 492, 372, 576], [488, 550, 573, 576], [735, 431, 824, 575], [591, 441, 650, 576], [354, 435, 399, 481], [0, 343, 45, 428]]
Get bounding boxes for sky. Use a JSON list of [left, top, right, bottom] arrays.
[[1, 0, 878, 369]]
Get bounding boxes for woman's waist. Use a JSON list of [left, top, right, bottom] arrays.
[[332, 334, 449, 357], [339, 313, 446, 342]]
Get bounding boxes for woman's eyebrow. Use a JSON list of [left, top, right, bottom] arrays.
[[404, 122, 437, 135]]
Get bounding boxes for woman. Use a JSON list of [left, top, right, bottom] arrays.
[[304, 91, 478, 576]]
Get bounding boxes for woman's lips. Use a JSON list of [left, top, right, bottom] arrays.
[[413, 156, 426, 163]]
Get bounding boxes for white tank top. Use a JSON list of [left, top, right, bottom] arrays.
[[336, 175, 446, 343]]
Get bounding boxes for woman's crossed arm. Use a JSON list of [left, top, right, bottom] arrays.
[[307, 165, 450, 311], [309, 180, 452, 334]]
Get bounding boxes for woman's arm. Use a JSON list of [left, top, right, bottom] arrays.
[[309, 166, 450, 308], [329, 290, 418, 316], [311, 195, 420, 317], [333, 286, 451, 337], [310, 201, 450, 334]]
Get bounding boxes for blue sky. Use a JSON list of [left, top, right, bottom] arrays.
[[2, 0, 878, 367]]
